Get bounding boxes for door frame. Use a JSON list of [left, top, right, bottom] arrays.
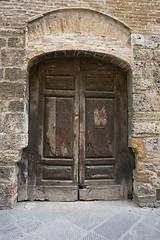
[[18, 51, 135, 201]]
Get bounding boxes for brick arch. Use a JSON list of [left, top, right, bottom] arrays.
[[27, 8, 132, 68], [28, 50, 131, 73]]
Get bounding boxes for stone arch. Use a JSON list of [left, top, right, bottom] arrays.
[[27, 8, 132, 68], [28, 50, 131, 72]]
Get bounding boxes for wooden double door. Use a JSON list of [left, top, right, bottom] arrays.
[[27, 57, 133, 201]]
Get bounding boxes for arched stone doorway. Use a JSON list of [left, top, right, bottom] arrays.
[[18, 51, 134, 201], [18, 8, 135, 202]]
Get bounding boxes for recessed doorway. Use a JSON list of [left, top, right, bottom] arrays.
[[23, 54, 134, 201]]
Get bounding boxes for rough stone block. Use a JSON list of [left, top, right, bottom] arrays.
[[8, 37, 25, 48], [0, 100, 8, 112], [0, 133, 11, 150], [0, 29, 24, 37], [0, 182, 17, 209], [132, 91, 160, 112], [0, 38, 6, 48], [131, 34, 145, 46], [134, 194, 157, 207], [0, 68, 4, 80], [132, 77, 154, 91], [133, 170, 150, 183], [132, 121, 160, 135], [145, 35, 160, 49], [11, 133, 28, 149], [145, 164, 156, 172], [154, 49, 160, 62], [142, 60, 159, 79], [8, 101, 25, 112], [133, 48, 153, 61], [5, 68, 26, 81], [1, 49, 26, 66], [133, 182, 154, 196], [132, 61, 143, 78], [0, 166, 16, 182], [0, 82, 25, 99], [0, 150, 22, 165], [2, 113, 28, 133], [0, 116, 5, 133], [145, 137, 160, 152]]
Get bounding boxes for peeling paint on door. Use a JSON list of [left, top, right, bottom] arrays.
[[94, 106, 107, 126]]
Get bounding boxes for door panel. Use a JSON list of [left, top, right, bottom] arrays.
[[27, 57, 133, 201], [85, 166, 114, 180], [42, 166, 73, 180], [44, 97, 74, 158], [85, 77, 114, 91], [45, 76, 75, 90], [85, 98, 114, 158]]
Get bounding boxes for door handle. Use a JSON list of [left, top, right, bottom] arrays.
[[74, 112, 79, 120]]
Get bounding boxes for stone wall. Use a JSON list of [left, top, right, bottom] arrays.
[[130, 34, 160, 207], [0, 26, 28, 208], [0, 0, 160, 208]]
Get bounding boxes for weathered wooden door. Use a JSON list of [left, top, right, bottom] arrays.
[[26, 57, 134, 201]]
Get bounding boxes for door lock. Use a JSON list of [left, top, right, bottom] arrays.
[[74, 112, 79, 120]]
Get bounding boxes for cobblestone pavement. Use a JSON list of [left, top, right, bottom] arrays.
[[0, 201, 160, 240]]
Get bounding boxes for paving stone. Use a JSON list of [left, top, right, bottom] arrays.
[[94, 210, 140, 240], [81, 233, 107, 240], [34, 209, 61, 225], [39, 218, 87, 240], [141, 209, 160, 231], [20, 232, 46, 240], [16, 216, 45, 234], [122, 223, 160, 240], [128, 207, 151, 217], [0, 202, 160, 240], [0, 211, 15, 228], [9, 209, 35, 220], [62, 209, 103, 230], [89, 204, 122, 219], [0, 223, 24, 240]]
